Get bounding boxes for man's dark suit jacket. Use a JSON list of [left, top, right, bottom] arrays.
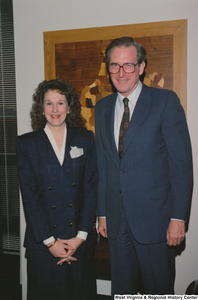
[[17, 127, 98, 251], [95, 83, 193, 244]]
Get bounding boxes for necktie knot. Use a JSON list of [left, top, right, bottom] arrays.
[[123, 97, 129, 107]]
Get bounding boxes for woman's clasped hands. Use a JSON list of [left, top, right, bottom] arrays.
[[47, 237, 84, 265]]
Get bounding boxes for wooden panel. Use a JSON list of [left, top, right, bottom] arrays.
[[54, 35, 173, 132], [55, 35, 173, 94], [44, 19, 187, 115], [95, 236, 111, 280]]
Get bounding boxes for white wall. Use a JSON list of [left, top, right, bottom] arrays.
[[13, 0, 198, 298]]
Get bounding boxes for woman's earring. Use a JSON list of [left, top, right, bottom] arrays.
[[43, 112, 44, 115]]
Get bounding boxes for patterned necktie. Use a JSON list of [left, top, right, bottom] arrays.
[[118, 98, 130, 158]]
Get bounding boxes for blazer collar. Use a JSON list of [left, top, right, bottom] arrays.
[[40, 127, 73, 166], [40, 129, 63, 165]]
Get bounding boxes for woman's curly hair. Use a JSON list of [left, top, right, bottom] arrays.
[[30, 78, 86, 130]]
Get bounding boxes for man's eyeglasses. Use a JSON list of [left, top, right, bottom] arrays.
[[108, 62, 139, 74]]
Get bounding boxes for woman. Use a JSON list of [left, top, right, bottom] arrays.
[[16, 79, 98, 300]]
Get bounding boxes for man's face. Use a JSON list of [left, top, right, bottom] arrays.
[[109, 46, 145, 97]]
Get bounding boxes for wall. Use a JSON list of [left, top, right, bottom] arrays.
[[13, 0, 198, 298]]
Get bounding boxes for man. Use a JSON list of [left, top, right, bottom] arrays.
[[95, 37, 193, 296]]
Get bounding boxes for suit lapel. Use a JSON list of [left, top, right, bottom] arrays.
[[38, 128, 69, 166], [35, 129, 60, 165], [104, 94, 119, 163], [121, 84, 152, 158]]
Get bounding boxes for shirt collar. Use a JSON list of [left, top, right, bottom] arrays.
[[44, 123, 67, 165], [117, 81, 142, 106]]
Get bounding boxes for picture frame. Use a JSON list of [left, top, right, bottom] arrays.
[[44, 19, 187, 116]]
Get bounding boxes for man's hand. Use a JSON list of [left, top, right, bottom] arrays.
[[166, 220, 185, 246], [98, 217, 108, 238]]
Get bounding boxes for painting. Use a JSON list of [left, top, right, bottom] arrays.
[[44, 19, 187, 134], [43, 19, 187, 280], [54, 35, 174, 133]]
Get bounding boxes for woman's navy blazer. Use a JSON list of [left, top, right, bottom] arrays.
[[16, 127, 98, 252]]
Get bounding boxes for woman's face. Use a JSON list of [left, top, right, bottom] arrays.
[[43, 90, 69, 129]]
